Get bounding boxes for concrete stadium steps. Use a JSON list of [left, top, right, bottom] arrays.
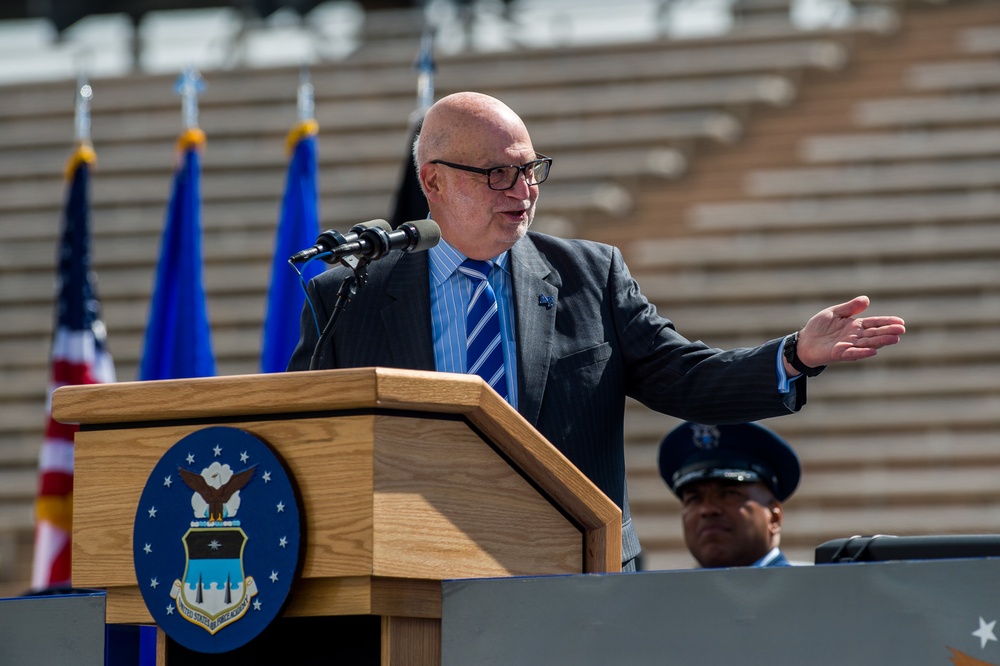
[[742, 158, 1000, 196], [626, 419, 1000, 469], [616, 0, 1000, 570], [852, 93, 1000, 127], [628, 388, 1000, 439], [905, 60, 1000, 92], [0, 74, 794, 151], [590, 2, 1000, 241], [683, 191, 1000, 231], [632, 259, 1000, 302], [799, 126, 1000, 163], [959, 25, 1000, 53], [628, 220, 1000, 268]]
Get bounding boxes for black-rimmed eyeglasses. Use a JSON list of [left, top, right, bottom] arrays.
[[430, 154, 552, 191]]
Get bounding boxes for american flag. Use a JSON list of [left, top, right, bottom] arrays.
[[31, 142, 116, 591]]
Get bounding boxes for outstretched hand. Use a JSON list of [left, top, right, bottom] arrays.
[[794, 295, 906, 370]]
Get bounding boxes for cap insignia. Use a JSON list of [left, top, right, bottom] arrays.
[[691, 424, 720, 450]]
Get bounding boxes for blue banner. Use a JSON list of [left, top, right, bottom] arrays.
[[140, 131, 216, 380], [261, 124, 322, 373]]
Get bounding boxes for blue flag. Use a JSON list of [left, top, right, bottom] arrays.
[[139, 129, 216, 380], [261, 121, 323, 373]]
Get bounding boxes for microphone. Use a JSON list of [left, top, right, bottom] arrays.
[[289, 219, 392, 263], [291, 218, 441, 264], [358, 218, 441, 259]]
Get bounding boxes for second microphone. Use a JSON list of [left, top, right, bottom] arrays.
[[290, 218, 441, 264]]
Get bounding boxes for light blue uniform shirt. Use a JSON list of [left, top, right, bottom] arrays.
[[753, 547, 791, 567], [428, 239, 519, 408]]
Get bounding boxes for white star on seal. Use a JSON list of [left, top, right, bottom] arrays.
[[208, 539, 222, 551], [276, 501, 285, 513], [278, 536, 287, 548], [253, 600, 262, 611], [163, 475, 172, 488], [240, 451, 249, 463], [166, 604, 174, 615], [186, 453, 195, 465], [262, 471, 271, 483], [270, 571, 279, 583], [974, 617, 998, 649], [150, 578, 158, 589], [143, 543, 152, 555], [213, 444, 223, 457], [148, 506, 157, 518]]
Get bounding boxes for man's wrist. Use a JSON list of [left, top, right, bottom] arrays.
[[782, 331, 826, 377]]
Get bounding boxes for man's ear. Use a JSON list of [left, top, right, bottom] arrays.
[[768, 500, 783, 537], [420, 163, 444, 203]]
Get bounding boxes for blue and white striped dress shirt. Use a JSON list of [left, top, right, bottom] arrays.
[[429, 239, 519, 408]]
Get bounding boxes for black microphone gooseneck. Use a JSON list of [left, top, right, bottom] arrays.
[[309, 272, 360, 371]]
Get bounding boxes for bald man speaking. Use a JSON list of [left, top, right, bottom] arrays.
[[288, 92, 905, 571]]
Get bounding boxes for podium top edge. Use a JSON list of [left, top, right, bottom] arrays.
[[51, 367, 488, 425]]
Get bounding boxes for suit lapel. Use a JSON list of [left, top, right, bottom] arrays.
[[381, 251, 436, 370], [511, 237, 560, 426]]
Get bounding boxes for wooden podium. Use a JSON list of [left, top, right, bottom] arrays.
[[52, 367, 622, 665]]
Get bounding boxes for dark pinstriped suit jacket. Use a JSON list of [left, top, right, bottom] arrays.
[[287, 231, 803, 564]]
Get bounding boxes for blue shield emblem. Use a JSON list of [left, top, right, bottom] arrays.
[[174, 527, 256, 633]]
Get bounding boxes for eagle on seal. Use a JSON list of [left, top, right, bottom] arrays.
[[178, 465, 256, 522]]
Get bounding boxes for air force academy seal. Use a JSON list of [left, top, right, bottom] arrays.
[[133, 426, 302, 653]]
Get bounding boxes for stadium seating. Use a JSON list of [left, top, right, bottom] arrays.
[[616, 0, 1000, 569]]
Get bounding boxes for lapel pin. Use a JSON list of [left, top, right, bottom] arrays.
[[538, 294, 555, 310]]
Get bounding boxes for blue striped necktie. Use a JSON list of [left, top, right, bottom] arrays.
[[458, 259, 508, 400]]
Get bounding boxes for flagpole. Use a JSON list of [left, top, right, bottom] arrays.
[[178, 65, 205, 131], [414, 27, 436, 122], [298, 63, 314, 123], [74, 74, 92, 145], [390, 30, 435, 228]]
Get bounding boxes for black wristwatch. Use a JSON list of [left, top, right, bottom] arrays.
[[783, 331, 826, 377]]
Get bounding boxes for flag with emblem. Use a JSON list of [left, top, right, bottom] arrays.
[[32, 121, 117, 590]]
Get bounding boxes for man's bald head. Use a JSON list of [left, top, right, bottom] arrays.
[[413, 92, 540, 260], [414, 92, 529, 169]]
